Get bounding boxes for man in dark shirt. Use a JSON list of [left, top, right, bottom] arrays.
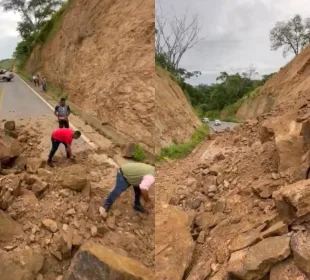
[[47, 128, 81, 167], [55, 98, 71, 128]]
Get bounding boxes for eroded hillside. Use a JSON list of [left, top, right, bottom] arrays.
[[25, 0, 155, 153], [155, 67, 201, 152]]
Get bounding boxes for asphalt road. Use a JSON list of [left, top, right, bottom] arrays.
[[0, 75, 51, 119], [208, 121, 238, 133]]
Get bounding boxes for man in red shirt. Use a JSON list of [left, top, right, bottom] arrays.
[[47, 128, 81, 167]]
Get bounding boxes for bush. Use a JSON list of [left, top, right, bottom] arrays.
[[133, 144, 147, 162], [159, 125, 209, 160]]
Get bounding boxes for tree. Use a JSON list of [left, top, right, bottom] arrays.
[[155, 3, 203, 69], [270, 14, 310, 57], [0, 0, 62, 39]]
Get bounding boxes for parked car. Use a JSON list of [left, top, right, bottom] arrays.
[[0, 70, 14, 82], [214, 119, 222, 126], [202, 117, 209, 123]]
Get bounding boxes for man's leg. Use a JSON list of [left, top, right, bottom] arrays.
[[59, 120, 64, 128], [64, 120, 69, 128], [102, 172, 130, 213], [133, 186, 146, 213], [47, 138, 60, 167]]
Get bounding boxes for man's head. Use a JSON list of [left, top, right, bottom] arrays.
[[73, 130, 81, 139], [60, 98, 66, 106]]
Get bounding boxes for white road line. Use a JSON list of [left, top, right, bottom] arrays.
[[16, 74, 97, 149]]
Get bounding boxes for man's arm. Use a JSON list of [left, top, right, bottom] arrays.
[[67, 105, 71, 116], [139, 175, 155, 209], [66, 144, 72, 158]]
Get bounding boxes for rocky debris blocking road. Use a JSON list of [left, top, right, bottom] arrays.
[[0, 120, 154, 279]]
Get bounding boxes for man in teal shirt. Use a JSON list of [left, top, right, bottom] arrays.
[[100, 162, 155, 219]]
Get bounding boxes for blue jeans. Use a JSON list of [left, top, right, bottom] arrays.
[[104, 171, 141, 211]]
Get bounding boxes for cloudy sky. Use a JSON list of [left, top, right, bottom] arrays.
[[157, 0, 310, 85], [0, 10, 20, 60]]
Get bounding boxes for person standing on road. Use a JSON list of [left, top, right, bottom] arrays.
[[99, 162, 155, 219], [47, 128, 81, 167], [54, 98, 71, 128], [32, 75, 37, 86]]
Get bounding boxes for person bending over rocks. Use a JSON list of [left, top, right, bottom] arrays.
[[47, 128, 81, 167], [99, 162, 155, 218]]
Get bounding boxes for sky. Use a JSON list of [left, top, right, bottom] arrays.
[[156, 0, 310, 85], [0, 10, 20, 60]]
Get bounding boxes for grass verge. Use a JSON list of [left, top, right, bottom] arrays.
[[158, 125, 209, 160]]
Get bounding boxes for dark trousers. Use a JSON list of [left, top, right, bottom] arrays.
[[59, 120, 69, 128], [48, 138, 69, 161], [104, 171, 141, 211]]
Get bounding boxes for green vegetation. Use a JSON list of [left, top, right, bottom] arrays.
[[133, 144, 147, 162], [0, 59, 14, 69], [156, 52, 275, 121], [7, 0, 73, 69], [159, 125, 209, 160]]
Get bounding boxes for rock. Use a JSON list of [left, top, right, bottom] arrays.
[[4, 120, 15, 131], [261, 221, 288, 239], [228, 248, 250, 279], [213, 198, 226, 214], [26, 157, 44, 173], [37, 168, 52, 181], [66, 242, 153, 279], [0, 210, 23, 241], [59, 229, 73, 259], [197, 231, 205, 244], [0, 134, 22, 163], [123, 143, 136, 159], [259, 124, 274, 143], [195, 212, 221, 230], [59, 164, 87, 191], [214, 152, 225, 161], [32, 178, 48, 198], [291, 231, 310, 276], [156, 207, 195, 280], [273, 180, 310, 224], [65, 208, 76, 215], [0, 248, 44, 280], [72, 233, 83, 248], [42, 219, 58, 233], [36, 273, 43, 280], [1, 174, 21, 197], [270, 257, 308, 280], [0, 190, 13, 210], [186, 259, 211, 280], [91, 226, 98, 237], [243, 236, 291, 279], [252, 178, 283, 198], [229, 225, 264, 253]]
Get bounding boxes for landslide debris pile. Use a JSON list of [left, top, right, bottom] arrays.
[[0, 121, 154, 280], [156, 118, 310, 280]]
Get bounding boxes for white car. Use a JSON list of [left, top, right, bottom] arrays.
[[0, 70, 14, 82], [202, 117, 209, 123], [214, 120, 222, 126]]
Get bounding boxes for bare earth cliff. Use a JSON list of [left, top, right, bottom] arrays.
[[25, 0, 155, 152]]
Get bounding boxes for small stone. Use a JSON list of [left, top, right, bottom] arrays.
[[65, 208, 76, 215], [91, 226, 98, 237], [213, 198, 226, 214], [208, 185, 217, 193], [224, 180, 230, 189], [211, 262, 220, 273], [272, 173, 280, 180], [51, 250, 62, 261], [62, 224, 69, 232], [42, 219, 58, 233], [106, 216, 115, 230], [59, 189, 70, 198], [197, 231, 206, 244], [208, 192, 215, 198], [36, 273, 43, 280], [261, 221, 288, 239], [4, 245, 17, 251], [112, 209, 122, 217], [56, 276, 63, 280], [97, 225, 109, 236], [72, 233, 83, 247]]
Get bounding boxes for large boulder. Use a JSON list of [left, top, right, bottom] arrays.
[[273, 180, 310, 224], [270, 257, 308, 280], [228, 235, 291, 279], [259, 123, 274, 144], [155, 207, 195, 280], [26, 158, 44, 173], [0, 248, 44, 280], [65, 242, 153, 280], [0, 134, 23, 163], [0, 210, 23, 241], [59, 164, 87, 191], [290, 231, 310, 277]]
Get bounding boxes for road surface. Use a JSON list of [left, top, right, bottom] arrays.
[[0, 76, 51, 119], [208, 121, 238, 133], [0, 75, 93, 157]]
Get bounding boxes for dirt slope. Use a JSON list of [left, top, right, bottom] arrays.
[[155, 67, 201, 152], [25, 0, 155, 153], [237, 44, 310, 121]]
